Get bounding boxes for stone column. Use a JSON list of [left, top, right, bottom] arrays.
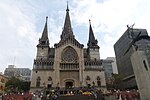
[[131, 51, 150, 100]]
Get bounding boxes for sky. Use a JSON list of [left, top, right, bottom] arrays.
[[0, 0, 150, 73]]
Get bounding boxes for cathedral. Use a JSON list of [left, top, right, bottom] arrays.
[[30, 5, 106, 92]]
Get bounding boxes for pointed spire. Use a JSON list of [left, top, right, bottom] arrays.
[[39, 16, 49, 45], [66, 1, 69, 11], [87, 19, 99, 48], [61, 2, 74, 39]]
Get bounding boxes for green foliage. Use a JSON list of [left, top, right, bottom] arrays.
[[107, 73, 123, 90], [21, 81, 30, 92], [111, 73, 123, 89], [5, 77, 30, 93]]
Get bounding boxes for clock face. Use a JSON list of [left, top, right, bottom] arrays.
[[39, 52, 44, 56]]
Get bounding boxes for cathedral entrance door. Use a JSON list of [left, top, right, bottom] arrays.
[[65, 81, 74, 88]]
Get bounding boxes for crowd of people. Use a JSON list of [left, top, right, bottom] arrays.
[[104, 89, 141, 100], [2, 92, 32, 100], [1, 89, 141, 100]]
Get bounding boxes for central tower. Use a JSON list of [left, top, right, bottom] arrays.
[[53, 4, 84, 88]]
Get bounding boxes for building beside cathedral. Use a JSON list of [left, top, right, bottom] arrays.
[[30, 5, 106, 92], [114, 28, 149, 89]]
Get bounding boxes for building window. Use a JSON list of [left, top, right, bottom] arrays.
[[47, 84, 52, 89], [143, 60, 148, 71], [1, 78, 5, 83], [97, 76, 101, 86], [47, 76, 53, 88], [97, 76, 100, 80], [97, 81, 101, 86], [92, 81, 95, 87], [86, 76, 91, 87], [86, 76, 91, 80], [0, 85, 2, 90], [61, 46, 78, 63], [48, 76, 52, 81], [36, 76, 41, 87]]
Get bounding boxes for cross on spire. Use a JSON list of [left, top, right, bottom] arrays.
[[66, 1, 69, 11]]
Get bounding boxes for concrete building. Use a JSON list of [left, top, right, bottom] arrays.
[[114, 27, 149, 89], [102, 57, 118, 85], [0, 73, 8, 93], [102, 59, 113, 81], [4, 65, 31, 81], [104, 57, 118, 74], [131, 50, 150, 99], [30, 5, 106, 92], [4, 65, 17, 78]]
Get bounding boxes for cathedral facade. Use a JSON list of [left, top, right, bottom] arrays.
[[30, 6, 106, 92]]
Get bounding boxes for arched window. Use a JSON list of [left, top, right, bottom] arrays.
[[97, 76, 101, 80], [92, 81, 95, 86], [47, 76, 53, 88], [97, 76, 101, 86], [48, 76, 52, 81], [86, 76, 91, 80], [1, 86, 3, 91], [36, 76, 41, 87], [0, 85, 2, 90], [86, 76, 91, 87], [1, 78, 5, 83]]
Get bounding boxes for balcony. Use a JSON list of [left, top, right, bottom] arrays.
[[84, 65, 103, 71], [33, 65, 53, 70], [60, 63, 79, 70]]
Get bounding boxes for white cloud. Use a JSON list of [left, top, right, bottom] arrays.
[[0, 1, 38, 72], [71, 0, 150, 58], [0, 0, 150, 73], [48, 18, 62, 47]]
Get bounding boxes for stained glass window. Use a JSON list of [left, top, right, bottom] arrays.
[[62, 47, 78, 62]]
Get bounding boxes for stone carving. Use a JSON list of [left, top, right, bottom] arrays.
[[124, 24, 141, 55]]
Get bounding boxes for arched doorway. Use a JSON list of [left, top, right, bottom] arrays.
[[65, 79, 74, 89]]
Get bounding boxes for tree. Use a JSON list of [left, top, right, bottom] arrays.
[[21, 81, 30, 92], [5, 77, 30, 93], [111, 73, 123, 89]]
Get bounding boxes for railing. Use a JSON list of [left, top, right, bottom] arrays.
[[33, 65, 53, 70], [33, 59, 54, 70], [60, 63, 79, 70], [84, 66, 103, 71]]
